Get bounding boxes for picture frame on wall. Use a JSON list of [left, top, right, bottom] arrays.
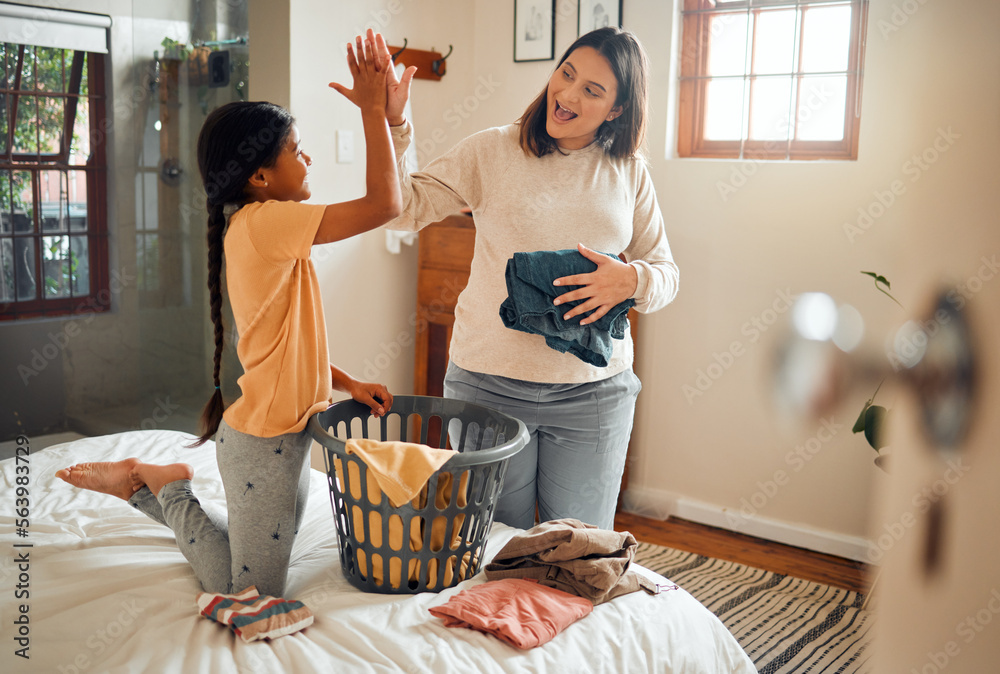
[[514, 0, 555, 62], [578, 0, 622, 35]]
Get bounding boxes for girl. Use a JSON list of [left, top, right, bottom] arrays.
[[380, 27, 679, 530], [56, 31, 400, 598]]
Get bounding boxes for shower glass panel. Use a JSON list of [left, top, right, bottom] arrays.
[[84, 1, 248, 435]]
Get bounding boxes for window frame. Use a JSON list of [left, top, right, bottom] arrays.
[[677, 0, 868, 161], [1, 45, 109, 321]]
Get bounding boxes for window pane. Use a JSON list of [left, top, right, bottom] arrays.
[[704, 78, 745, 140], [0, 94, 7, 154], [136, 233, 145, 290], [79, 52, 89, 97], [37, 95, 65, 154], [0, 170, 9, 229], [13, 97, 37, 154], [69, 172, 88, 230], [20, 46, 34, 91], [43, 235, 70, 298], [14, 237, 36, 300], [34, 48, 65, 93], [143, 171, 158, 230], [40, 171, 68, 231], [801, 5, 852, 73], [70, 93, 90, 164], [1, 44, 17, 90], [753, 9, 796, 75], [1, 238, 12, 303], [797, 75, 847, 141], [12, 171, 32, 232], [134, 172, 144, 230], [70, 234, 89, 295], [749, 76, 792, 141], [708, 12, 749, 76], [144, 233, 159, 291]]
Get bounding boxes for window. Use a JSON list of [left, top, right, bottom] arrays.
[[0, 42, 108, 320], [677, 0, 868, 160]]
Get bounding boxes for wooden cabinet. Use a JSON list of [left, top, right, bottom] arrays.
[[413, 214, 636, 504], [413, 214, 475, 397]]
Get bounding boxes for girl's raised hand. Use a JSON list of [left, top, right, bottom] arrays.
[[373, 33, 417, 125], [329, 29, 390, 112]]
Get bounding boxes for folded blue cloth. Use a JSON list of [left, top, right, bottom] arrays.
[[499, 249, 634, 367]]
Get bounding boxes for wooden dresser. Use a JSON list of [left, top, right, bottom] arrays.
[[413, 214, 637, 503], [413, 214, 476, 397]]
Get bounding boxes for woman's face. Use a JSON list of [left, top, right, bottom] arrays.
[[259, 125, 312, 202], [545, 46, 622, 151]]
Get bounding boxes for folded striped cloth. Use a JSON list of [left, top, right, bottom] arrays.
[[197, 586, 313, 642]]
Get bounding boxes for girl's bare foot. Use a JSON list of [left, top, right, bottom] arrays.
[[55, 459, 145, 501], [133, 463, 194, 496]]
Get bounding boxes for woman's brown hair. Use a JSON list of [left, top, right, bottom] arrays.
[[518, 26, 649, 159], [190, 101, 293, 446]]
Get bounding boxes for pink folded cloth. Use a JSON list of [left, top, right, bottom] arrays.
[[197, 586, 313, 642], [428, 578, 593, 649]]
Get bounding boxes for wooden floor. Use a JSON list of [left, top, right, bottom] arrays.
[[615, 511, 872, 594]]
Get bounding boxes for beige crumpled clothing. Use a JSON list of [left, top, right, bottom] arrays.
[[483, 518, 657, 605]]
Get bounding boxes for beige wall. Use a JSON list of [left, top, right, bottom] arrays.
[[282, 0, 478, 401], [265, 0, 998, 573], [458, 0, 997, 563]]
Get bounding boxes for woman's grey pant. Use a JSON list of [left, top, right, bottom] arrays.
[[443, 361, 641, 531], [128, 419, 312, 597]]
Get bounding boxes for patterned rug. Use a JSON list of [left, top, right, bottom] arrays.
[[633, 542, 874, 674]]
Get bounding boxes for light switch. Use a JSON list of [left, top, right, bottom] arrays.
[[336, 129, 354, 163]]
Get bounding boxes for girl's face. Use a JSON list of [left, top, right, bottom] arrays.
[[257, 125, 312, 202], [545, 47, 622, 151]]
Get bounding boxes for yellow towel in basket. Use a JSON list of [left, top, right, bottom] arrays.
[[344, 438, 454, 507], [334, 439, 473, 589]]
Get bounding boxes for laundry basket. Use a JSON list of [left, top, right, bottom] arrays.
[[309, 395, 528, 594]]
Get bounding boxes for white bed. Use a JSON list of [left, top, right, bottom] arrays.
[[0, 430, 754, 673]]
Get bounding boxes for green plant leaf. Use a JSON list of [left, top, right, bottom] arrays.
[[860, 270, 904, 308], [853, 380, 884, 434], [863, 405, 889, 451], [852, 401, 870, 433]]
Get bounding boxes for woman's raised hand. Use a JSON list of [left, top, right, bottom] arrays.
[[329, 29, 390, 112], [373, 33, 417, 126]]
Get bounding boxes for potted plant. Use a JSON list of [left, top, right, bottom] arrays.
[[851, 271, 903, 471]]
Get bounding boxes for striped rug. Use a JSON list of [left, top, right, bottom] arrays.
[[633, 542, 874, 674]]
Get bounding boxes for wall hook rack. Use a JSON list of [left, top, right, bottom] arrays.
[[388, 40, 451, 81], [432, 45, 453, 77], [390, 38, 407, 62]]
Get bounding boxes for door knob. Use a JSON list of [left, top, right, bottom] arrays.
[[772, 288, 977, 454]]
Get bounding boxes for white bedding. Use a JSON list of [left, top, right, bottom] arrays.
[[0, 430, 754, 673]]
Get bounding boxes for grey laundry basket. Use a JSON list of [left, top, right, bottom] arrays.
[[309, 395, 528, 594]]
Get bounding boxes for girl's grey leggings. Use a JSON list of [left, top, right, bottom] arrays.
[[128, 419, 312, 597]]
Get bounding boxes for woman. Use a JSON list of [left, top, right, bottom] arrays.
[[381, 27, 679, 530]]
